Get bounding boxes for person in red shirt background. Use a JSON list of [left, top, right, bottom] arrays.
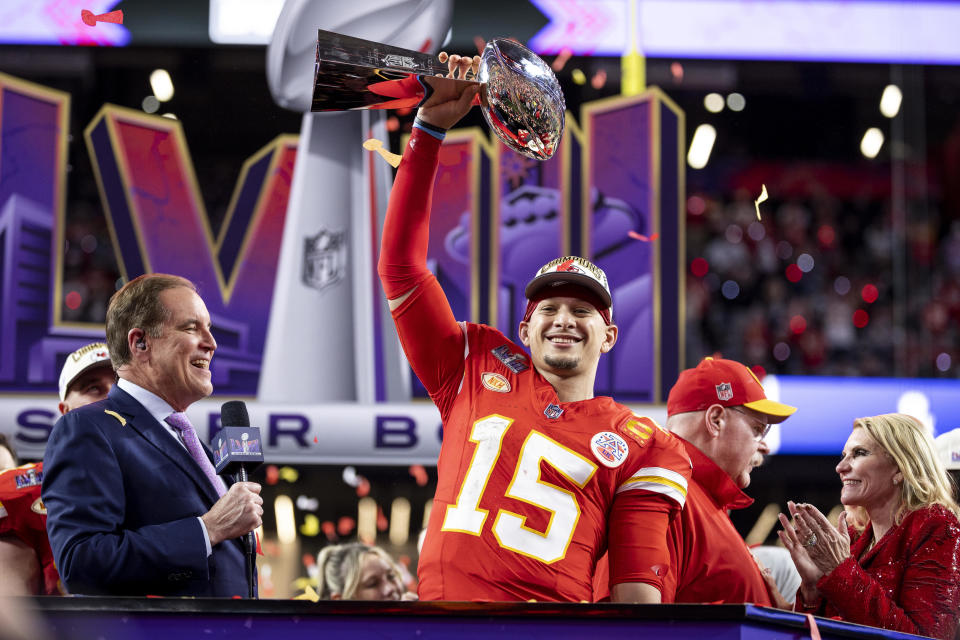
[[593, 357, 796, 604], [663, 357, 796, 604], [780, 413, 960, 640], [377, 54, 693, 603], [0, 342, 115, 595]]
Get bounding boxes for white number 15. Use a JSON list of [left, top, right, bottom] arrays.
[[441, 414, 598, 563]]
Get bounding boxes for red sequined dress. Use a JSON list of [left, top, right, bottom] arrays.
[[796, 504, 960, 640]]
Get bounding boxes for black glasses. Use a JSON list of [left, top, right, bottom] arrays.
[[728, 406, 772, 442]]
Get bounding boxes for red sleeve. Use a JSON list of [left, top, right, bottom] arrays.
[[390, 276, 465, 417], [377, 127, 443, 300], [817, 510, 960, 639], [606, 425, 692, 594], [607, 493, 674, 592], [378, 127, 466, 412]]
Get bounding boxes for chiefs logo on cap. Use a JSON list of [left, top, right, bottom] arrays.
[[555, 258, 582, 274]]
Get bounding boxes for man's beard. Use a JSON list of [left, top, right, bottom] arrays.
[[544, 354, 580, 370]]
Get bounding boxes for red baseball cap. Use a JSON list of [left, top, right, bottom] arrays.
[[667, 357, 797, 423]]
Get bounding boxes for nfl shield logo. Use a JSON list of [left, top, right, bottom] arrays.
[[302, 229, 346, 291], [716, 382, 733, 402], [543, 403, 564, 419]]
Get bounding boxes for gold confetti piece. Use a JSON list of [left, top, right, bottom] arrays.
[[293, 584, 320, 602], [363, 138, 402, 168], [299, 514, 320, 537], [754, 184, 768, 221], [278, 466, 299, 483]]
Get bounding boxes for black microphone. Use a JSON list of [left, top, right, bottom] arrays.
[[214, 400, 263, 599]]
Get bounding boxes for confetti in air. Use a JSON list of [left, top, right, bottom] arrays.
[[754, 184, 768, 220], [628, 231, 660, 242], [363, 138, 402, 168], [81, 9, 124, 26]]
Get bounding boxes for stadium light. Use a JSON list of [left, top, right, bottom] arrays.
[[880, 84, 902, 118], [860, 127, 884, 158], [687, 124, 717, 169]]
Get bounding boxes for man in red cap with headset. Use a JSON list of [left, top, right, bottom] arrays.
[[663, 357, 797, 604], [377, 55, 692, 603]]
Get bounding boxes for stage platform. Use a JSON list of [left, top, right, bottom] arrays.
[[21, 598, 932, 640]]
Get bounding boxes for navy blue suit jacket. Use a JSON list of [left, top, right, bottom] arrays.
[[42, 385, 247, 596]]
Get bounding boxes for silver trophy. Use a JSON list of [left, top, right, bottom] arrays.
[[311, 29, 565, 160]]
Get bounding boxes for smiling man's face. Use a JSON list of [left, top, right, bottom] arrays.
[[141, 287, 217, 411], [519, 295, 616, 377]]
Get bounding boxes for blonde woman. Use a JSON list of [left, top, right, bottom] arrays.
[[779, 413, 960, 639], [317, 543, 415, 601]]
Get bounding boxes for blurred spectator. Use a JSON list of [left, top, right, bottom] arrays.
[[685, 176, 958, 377], [316, 542, 415, 601]]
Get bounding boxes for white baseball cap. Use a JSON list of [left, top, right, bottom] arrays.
[[524, 256, 612, 310], [935, 428, 960, 472], [58, 342, 112, 401]]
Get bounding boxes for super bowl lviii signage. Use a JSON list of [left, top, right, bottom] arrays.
[[0, 70, 683, 459]]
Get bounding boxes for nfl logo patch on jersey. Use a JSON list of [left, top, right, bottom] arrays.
[[715, 382, 733, 401], [543, 403, 564, 419], [591, 431, 629, 468], [481, 372, 511, 393]]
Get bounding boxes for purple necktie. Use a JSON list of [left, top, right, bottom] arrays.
[[166, 412, 226, 498]]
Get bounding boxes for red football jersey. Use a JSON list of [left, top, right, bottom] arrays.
[[414, 321, 691, 601], [0, 462, 61, 595]]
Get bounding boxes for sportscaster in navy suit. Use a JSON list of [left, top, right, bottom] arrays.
[[42, 273, 263, 597]]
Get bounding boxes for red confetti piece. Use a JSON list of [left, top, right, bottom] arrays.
[[337, 516, 356, 536], [751, 364, 767, 380], [398, 554, 411, 567], [356, 477, 371, 497], [628, 230, 659, 242], [376, 507, 389, 532], [408, 465, 428, 487], [861, 284, 879, 304], [265, 465, 279, 486], [81, 9, 123, 26], [313, 436, 318, 443], [301, 553, 316, 567], [551, 48, 573, 72], [321, 520, 336, 540], [853, 309, 870, 328], [691, 257, 709, 277], [785, 264, 803, 283]]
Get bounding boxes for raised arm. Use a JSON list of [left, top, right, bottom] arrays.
[[376, 56, 481, 401]]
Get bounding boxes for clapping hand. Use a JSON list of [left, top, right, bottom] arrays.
[[778, 501, 851, 605]]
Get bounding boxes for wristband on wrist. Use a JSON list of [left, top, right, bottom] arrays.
[[413, 117, 447, 140]]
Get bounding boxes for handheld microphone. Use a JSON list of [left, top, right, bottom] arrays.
[[214, 401, 264, 475], [214, 400, 263, 599]]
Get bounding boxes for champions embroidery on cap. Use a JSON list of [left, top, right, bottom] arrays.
[[544, 403, 564, 419], [481, 372, 511, 393], [715, 382, 733, 402], [15, 468, 42, 490], [491, 345, 529, 373], [591, 431, 629, 468]]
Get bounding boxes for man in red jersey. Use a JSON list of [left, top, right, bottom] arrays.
[[662, 357, 796, 604], [0, 342, 114, 595], [377, 55, 692, 603]]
